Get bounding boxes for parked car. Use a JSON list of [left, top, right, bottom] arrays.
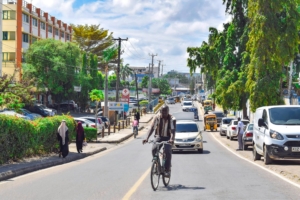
[[242, 123, 253, 150], [253, 105, 300, 165], [73, 118, 98, 132], [80, 116, 104, 132], [0, 110, 31, 120], [19, 108, 42, 120], [209, 111, 225, 126], [220, 117, 235, 136], [166, 97, 175, 104], [226, 119, 250, 140], [182, 101, 193, 111], [173, 120, 203, 153], [24, 104, 56, 117]]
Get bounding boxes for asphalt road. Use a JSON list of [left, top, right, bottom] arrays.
[[0, 103, 299, 200]]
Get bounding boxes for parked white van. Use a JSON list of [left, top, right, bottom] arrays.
[[253, 105, 300, 165]]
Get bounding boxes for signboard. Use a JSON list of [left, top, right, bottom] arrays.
[[74, 86, 81, 92], [124, 104, 129, 112], [108, 102, 125, 111], [121, 88, 130, 103]]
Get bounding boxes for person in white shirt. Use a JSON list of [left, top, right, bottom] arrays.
[[237, 117, 244, 151]]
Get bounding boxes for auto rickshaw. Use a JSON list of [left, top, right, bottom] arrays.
[[175, 96, 181, 103], [204, 114, 217, 131], [203, 100, 212, 112]]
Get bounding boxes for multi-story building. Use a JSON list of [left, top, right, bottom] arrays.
[[1, 0, 72, 81]]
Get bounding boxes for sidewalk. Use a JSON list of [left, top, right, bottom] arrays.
[[0, 112, 156, 182]]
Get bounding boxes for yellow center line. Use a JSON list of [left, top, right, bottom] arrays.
[[122, 167, 151, 200]]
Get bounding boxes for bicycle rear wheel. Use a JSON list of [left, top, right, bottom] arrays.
[[150, 161, 160, 191], [162, 173, 170, 186]]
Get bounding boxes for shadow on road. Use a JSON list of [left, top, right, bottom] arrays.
[[173, 150, 211, 155], [160, 184, 205, 191]]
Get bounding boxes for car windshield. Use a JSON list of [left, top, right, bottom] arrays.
[[269, 107, 300, 125], [21, 109, 31, 114], [247, 124, 254, 130], [222, 118, 233, 124], [168, 98, 174, 100], [183, 102, 192, 106], [38, 105, 47, 109], [176, 124, 198, 133], [214, 113, 224, 117]]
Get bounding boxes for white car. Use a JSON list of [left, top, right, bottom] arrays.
[[73, 118, 99, 133], [219, 117, 234, 136], [173, 120, 203, 153], [182, 101, 193, 111], [226, 119, 250, 140], [166, 97, 175, 104], [80, 116, 104, 132], [0, 110, 31, 120]]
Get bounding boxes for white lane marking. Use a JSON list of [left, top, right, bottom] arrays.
[[211, 132, 300, 189]]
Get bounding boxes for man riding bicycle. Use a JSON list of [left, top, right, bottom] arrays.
[[143, 105, 176, 177]]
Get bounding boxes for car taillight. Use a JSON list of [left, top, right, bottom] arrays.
[[231, 127, 236, 130], [91, 125, 96, 128], [246, 132, 253, 137]]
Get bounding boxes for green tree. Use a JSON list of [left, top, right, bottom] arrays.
[[97, 71, 105, 90], [246, 0, 300, 111], [0, 73, 35, 110], [151, 78, 172, 95], [190, 77, 195, 95], [120, 63, 133, 81], [141, 76, 149, 88], [89, 89, 104, 124], [90, 54, 99, 89], [108, 74, 117, 89], [23, 39, 81, 103], [78, 52, 92, 109]]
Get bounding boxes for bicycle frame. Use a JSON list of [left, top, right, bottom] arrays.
[[152, 141, 168, 175]]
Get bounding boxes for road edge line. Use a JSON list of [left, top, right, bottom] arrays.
[[211, 133, 300, 189], [122, 167, 151, 200]]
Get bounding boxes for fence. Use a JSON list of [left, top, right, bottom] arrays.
[[146, 98, 159, 112]]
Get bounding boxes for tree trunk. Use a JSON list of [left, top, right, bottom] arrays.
[[242, 96, 248, 119]]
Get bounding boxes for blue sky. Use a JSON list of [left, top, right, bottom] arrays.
[[32, 0, 229, 73]]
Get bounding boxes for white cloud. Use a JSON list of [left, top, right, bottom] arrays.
[[30, 0, 229, 73]]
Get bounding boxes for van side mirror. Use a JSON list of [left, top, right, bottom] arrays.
[[258, 118, 265, 127]]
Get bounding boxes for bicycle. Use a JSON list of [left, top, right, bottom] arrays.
[[148, 140, 171, 191]]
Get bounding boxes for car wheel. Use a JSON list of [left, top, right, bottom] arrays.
[[243, 142, 248, 151], [263, 145, 272, 165], [198, 149, 203, 153], [226, 135, 229, 139], [253, 144, 262, 161]]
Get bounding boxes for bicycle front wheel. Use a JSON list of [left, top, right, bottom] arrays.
[[162, 173, 171, 187], [150, 161, 160, 191]]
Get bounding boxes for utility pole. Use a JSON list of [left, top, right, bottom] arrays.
[[134, 73, 140, 111], [149, 53, 157, 103], [0, 0, 3, 77], [161, 64, 165, 77], [113, 37, 128, 102], [157, 60, 162, 78], [148, 63, 151, 102]]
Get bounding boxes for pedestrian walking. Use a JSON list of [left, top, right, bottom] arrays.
[[135, 111, 140, 123], [76, 122, 85, 153], [236, 117, 244, 151], [57, 120, 69, 158]]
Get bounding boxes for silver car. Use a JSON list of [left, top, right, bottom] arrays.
[[166, 97, 175, 104], [173, 120, 203, 153]]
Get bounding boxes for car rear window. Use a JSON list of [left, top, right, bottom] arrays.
[[247, 124, 253, 130], [176, 124, 198, 132], [233, 120, 249, 125], [222, 118, 233, 124], [183, 102, 192, 106], [168, 98, 174, 100], [214, 113, 224, 117]]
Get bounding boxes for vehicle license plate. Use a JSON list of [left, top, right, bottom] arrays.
[[179, 144, 190, 146], [291, 147, 300, 152]]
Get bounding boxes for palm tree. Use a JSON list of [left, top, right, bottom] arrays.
[[120, 63, 133, 81]]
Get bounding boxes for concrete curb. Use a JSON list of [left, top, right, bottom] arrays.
[[0, 147, 107, 182]]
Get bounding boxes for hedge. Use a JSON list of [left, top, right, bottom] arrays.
[[84, 127, 97, 141], [0, 114, 76, 164]]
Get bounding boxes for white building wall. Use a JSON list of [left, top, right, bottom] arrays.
[[22, 22, 30, 33], [32, 27, 38, 36], [40, 30, 46, 39]]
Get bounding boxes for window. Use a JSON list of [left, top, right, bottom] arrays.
[[2, 31, 15, 40], [40, 22, 45, 30], [22, 13, 29, 23], [22, 33, 29, 43], [2, 52, 16, 62], [262, 110, 268, 125], [31, 36, 37, 43], [48, 25, 52, 33], [32, 18, 38, 27], [55, 28, 58, 36], [66, 34, 70, 40], [61, 31, 64, 38], [176, 124, 198, 133], [2, 10, 16, 20]]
